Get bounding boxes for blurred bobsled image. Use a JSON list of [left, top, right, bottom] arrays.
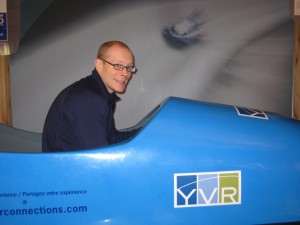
[[162, 9, 206, 47]]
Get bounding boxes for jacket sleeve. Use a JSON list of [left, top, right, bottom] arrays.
[[108, 126, 140, 145]]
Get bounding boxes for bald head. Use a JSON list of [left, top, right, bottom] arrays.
[[96, 41, 134, 61]]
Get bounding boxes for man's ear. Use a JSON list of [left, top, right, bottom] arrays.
[[95, 59, 102, 69]]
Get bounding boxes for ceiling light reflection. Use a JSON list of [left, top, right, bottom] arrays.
[[83, 153, 127, 161]]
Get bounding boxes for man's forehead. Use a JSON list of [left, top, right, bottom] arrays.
[[107, 46, 133, 60]]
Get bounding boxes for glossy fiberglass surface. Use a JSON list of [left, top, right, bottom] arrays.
[[0, 97, 300, 225]]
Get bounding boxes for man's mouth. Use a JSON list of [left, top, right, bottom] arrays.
[[114, 79, 126, 85]]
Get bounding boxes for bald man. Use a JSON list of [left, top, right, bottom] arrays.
[[42, 41, 139, 152]]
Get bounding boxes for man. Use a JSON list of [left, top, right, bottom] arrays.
[[42, 41, 139, 152]]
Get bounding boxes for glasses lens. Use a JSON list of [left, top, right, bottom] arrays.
[[114, 64, 123, 71], [128, 67, 136, 73]]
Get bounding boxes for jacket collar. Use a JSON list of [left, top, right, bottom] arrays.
[[91, 69, 120, 104]]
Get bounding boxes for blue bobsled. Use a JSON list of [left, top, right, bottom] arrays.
[[0, 97, 300, 225]]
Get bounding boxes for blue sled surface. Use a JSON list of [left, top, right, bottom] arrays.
[[0, 97, 300, 225]]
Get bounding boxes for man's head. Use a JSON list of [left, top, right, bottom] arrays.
[[95, 41, 136, 94]]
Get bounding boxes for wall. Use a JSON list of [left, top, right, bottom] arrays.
[[10, 0, 293, 132]]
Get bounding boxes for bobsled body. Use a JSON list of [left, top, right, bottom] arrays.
[[0, 97, 300, 225]]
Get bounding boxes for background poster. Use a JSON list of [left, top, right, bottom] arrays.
[[10, 0, 293, 133]]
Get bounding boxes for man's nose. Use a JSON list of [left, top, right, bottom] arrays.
[[120, 69, 131, 77]]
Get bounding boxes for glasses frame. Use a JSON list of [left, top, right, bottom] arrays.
[[100, 59, 137, 73]]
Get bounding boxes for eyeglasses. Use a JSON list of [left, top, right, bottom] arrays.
[[100, 59, 137, 73]]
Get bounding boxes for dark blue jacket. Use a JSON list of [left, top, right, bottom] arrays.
[[42, 69, 138, 152]]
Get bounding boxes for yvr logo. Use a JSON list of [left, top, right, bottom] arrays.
[[174, 171, 241, 208]]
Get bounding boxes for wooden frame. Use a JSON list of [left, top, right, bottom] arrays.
[[290, 0, 300, 119], [0, 55, 12, 125]]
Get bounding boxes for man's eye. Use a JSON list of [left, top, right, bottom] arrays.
[[114, 64, 123, 69]]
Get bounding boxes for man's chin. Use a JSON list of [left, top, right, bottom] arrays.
[[112, 82, 129, 94], [114, 88, 126, 94]]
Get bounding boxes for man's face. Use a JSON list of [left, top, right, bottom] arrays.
[[95, 45, 134, 94]]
